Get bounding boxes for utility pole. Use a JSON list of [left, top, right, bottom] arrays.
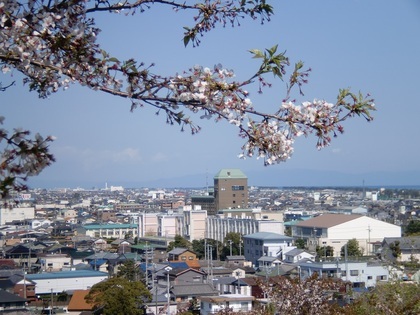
[[367, 225, 372, 255]]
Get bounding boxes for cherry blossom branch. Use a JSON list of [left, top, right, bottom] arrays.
[[0, 0, 375, 174]]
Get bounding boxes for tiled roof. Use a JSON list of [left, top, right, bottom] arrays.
[[294, 214, 362, 228], [167, 248, 189, 255], [171, 283, 218, 297], [67, 290, 94, 311], [383, 236, 420, 249]]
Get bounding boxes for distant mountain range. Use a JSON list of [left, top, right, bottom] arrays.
[[28, 169, 420, 190]]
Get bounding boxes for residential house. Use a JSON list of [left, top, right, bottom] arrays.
[[168, 248, 197, 262], [110, 239, 133, 254], [292, 214, 401, 255], [243, 232, 295, 267], [67, 289, 95, 314], [13, 276, 36, 301], [171, 283, 218, 303], [284, 249, 315, 263], [199, 294, 255, 315], [381, 236, 420, 263], [168, 268, 206, 285], [0, 289, 29, 314], [36, 253, 71, 272]]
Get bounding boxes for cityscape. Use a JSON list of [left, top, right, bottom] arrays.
[[0, 168, 419, 314]]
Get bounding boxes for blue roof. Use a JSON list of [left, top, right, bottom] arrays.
[[83, 224, 137, 229], [27, 270, 108, 280]]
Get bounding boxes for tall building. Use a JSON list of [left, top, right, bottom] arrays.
[[214, 169, 248, 210]]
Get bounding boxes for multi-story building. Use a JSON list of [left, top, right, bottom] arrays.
[[191, 194, 216, 216], [137, 212, 183, 238], [83, 223, 138, 239], [243, 232, 295, 267], [214, 169, 248, 210], [183, 205, 207, 241], [0, 206, 35, 226], [291, 214, 401, 256], [206, 216, 284, 243]]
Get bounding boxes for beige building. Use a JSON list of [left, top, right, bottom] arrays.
[[37, 253, 71, 272], [214, 169, 248, 210], [183, 205, 207, 241], [0, 206, 35, 225]]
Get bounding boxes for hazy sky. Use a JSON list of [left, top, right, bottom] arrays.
[[2, 0, 420, 188]]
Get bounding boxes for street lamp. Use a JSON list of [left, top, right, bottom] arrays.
[[164, 266, 172, 315]]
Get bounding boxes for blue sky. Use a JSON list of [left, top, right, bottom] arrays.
[[2, 0, 420, 188]]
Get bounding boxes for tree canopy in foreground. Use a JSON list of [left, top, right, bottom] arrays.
[[0, 0, 375, 197]]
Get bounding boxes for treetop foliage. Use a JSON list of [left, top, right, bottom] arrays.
[[0, 0, 375, 198]]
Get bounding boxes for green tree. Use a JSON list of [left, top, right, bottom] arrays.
[[117, 259, 143, 282], [0, 1, 375, 197], [316, 245, 334, 258], [405, 220, 420, 236], [389, 241, 401, 259], [85, 277, 151, 315], [220, 232, 242, 260], [191, 238, 222, 260], [341, 281, 420, 315], [341, 239, 363, 257], [295, 238, 306, 249], [167, 234, 192, 252]]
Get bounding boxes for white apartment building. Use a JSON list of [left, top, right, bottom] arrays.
[[206, 217, 284, 243], [292, 214, 401, 256], [243, 232, 295, 267], [298, 260, 389, 288]]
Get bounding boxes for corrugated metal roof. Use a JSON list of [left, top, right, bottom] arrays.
[[27, 270, 108, 280]]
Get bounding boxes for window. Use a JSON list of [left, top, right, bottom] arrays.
[[232, 185, 245, 191], [193, 276, 201, 282], [377, 275, 387, 281], [233, 194, 236, 197], [350, 270, 359, 276], [367, 276, 372, 280]]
